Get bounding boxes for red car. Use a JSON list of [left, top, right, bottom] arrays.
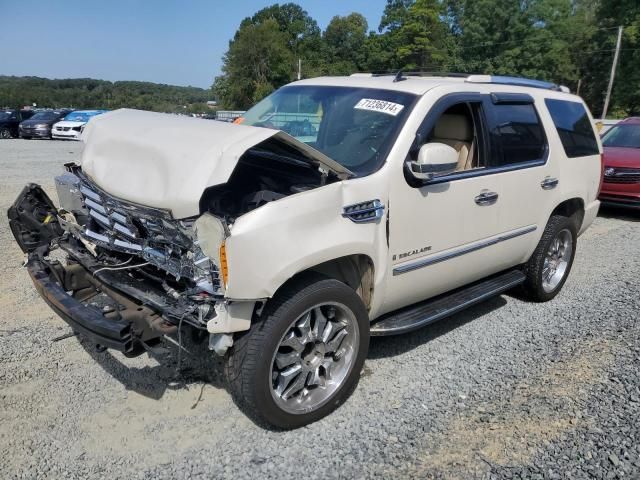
[[599, 117, 640, 208]]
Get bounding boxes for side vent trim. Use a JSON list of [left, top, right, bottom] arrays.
[[342, 199, 385, 223]]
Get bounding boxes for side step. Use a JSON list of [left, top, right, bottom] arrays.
[[370, 269, 525, 336]]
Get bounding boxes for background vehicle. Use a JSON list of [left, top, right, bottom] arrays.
[[52, 110, 108, 140], [599, 117, 640, 209], [19, 109, 72, 139], [8, 74, 602, 428], [0, 109, 35, 138]]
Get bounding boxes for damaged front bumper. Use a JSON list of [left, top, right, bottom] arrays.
[[8, 183, 255, 357], [25, 253, 136, 353]]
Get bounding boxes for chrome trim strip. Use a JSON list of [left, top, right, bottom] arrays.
[[84, 198, 106, 214], [114, 239, 143, 251], [113, 222, 137, 239], [84, 229, 110, 243], [89, 209, 111, 226], [342, 199, 385, 223], [80, 185, 101, 202], [393, 225, 537, 276], [110, 211, 128, 224]]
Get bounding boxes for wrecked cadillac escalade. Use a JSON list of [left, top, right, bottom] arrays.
[[8, 74, 602, 428]]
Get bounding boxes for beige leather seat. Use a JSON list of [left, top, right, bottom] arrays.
[[431, 114, 474, 171]]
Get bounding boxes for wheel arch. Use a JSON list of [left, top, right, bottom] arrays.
[[270, 254, 376, 313], [550, 197, 585, 230]]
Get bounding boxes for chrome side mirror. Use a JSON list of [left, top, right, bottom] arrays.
[[407, 142, 459, 182]]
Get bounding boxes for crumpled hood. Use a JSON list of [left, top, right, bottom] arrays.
[[80, 109, 351, 219]]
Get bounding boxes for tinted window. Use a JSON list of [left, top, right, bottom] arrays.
[[490, 104, 546, 166], [545, 99, 599, 157]]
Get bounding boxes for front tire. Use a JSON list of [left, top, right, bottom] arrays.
[[522, 214, 577, 302], [0, 128, 11, 139], [226, 273, 369, 429]]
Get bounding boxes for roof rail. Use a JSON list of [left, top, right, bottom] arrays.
[[466, 75, 570, 93], [370, 71, 472, 78], [351, 72, 571, 92]]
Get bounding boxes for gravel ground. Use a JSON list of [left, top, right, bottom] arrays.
[[0, 138, 638, 480]]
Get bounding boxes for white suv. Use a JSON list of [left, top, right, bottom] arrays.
[[8, 73, 602, 428]]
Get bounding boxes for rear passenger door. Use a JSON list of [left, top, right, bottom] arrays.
[[485, 93, 559, 267]]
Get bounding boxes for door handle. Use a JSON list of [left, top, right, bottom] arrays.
[[474, 191, 499, 206], [541, 177, 559, 190]]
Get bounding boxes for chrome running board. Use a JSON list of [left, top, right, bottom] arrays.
[[370, 269, 525, 336]]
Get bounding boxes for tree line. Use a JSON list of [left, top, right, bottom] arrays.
[[213, 0, 640, 118], [0, 76, 211, 114]]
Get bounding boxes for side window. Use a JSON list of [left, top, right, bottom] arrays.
[[544, 99, 599, 157], [423, 102, 485, 171], [489, 103, 547, 166]]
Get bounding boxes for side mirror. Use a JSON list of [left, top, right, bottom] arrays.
[[407, 142, 459, 182]]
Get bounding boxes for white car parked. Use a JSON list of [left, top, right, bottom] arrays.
[[52, 110, 107, 140], [9, 73, 602, 428]]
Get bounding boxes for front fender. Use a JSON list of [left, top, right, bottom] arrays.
[[223, 181, 387, 300]]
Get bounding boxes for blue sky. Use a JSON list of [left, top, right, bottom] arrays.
[[0, 0, 387, 89]]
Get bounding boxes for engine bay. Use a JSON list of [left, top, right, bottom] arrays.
[[199, 137, 339, 222]]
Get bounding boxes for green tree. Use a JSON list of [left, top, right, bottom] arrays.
[[215, 18, 292, 109], [445, 0, 596, 88], [374, 0, 450, 71], [323, 13, 369, 74], [580, 0, 640, 116], [242, 3, 324, 79]]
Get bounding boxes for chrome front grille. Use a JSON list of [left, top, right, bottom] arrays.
[[604, 167, 640, 184], [77, 174, 222, 294]]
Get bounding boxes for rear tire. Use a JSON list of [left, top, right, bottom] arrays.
[[225, 273, 369, 429], [522, 214, 577, 302], [0, 128, 11, 139]]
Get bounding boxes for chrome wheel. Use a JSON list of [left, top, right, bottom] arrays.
[[270, 302, 360, 414], [0, 128, 10, 139], [542, 228, 573, 293]]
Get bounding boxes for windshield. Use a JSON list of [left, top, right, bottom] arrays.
[[239, 86, 416, 175], [0, 112, 12, 121], [602, 124, 640, 148], [63, 111, 103, 122], [30, 111, 65, 121]]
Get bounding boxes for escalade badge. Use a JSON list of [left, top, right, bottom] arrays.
[[393, 246, 432, 261]]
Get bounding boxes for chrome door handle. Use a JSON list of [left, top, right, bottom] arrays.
[[541, 177, 559, 190], [474, 191, 499, 206]]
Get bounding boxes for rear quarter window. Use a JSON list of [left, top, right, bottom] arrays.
[[544, 99, 599, 157]]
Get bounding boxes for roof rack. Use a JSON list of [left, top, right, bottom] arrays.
[[351, 72, 570, 92], [465, 75, 570, 93], [367, 71, 472, 79]]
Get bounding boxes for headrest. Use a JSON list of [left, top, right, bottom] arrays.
[[433, 114, 472, 142]]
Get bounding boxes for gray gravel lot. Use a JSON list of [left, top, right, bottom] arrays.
[[0, 138, 639, 480]]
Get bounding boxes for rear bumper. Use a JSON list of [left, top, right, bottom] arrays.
[[26, 255, 135, 352]]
